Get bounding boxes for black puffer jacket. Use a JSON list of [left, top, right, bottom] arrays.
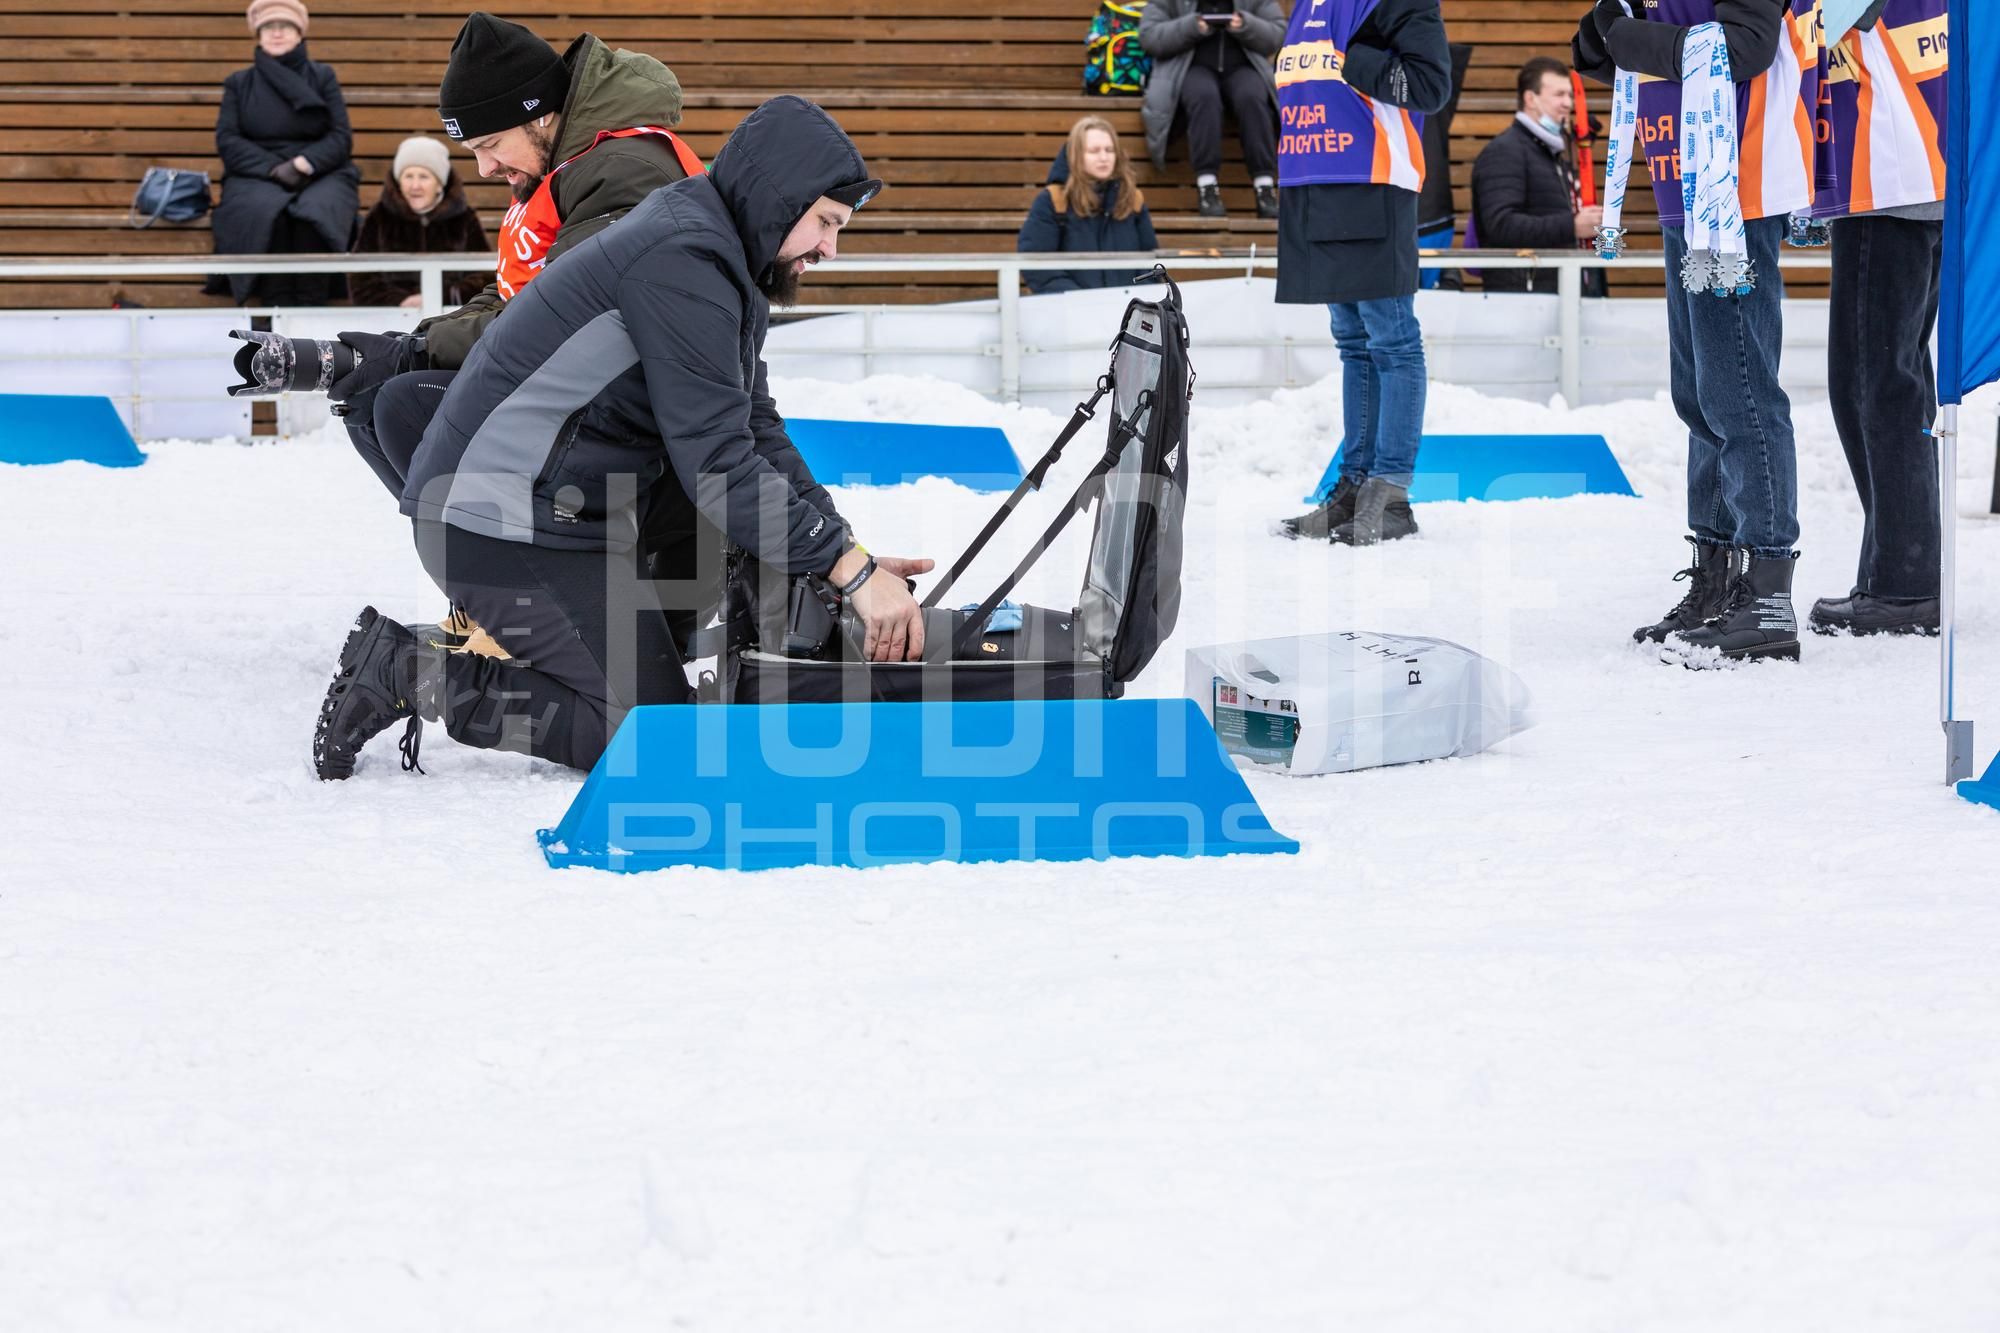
[[402, 96, 864, 575], [1471, 118, 1579, 292], [349, 170, 491, 307], [209, 44, 361, 301]]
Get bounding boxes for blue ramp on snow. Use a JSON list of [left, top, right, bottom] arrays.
[[0, 394, 144, 467], [1957, 751, 2000, 811], [1308, 434, 1634, 504], [789, 418, 1023, 491], [538, 698, 1299, 873]]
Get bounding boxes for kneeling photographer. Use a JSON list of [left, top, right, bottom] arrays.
[[311, 97, 931, 781]]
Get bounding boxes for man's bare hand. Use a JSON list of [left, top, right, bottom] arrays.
[[848, 564, 926, 661], [1574, 205, 1606, 240]]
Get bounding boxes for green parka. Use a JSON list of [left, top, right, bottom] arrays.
[[419, 33, 689, 368]]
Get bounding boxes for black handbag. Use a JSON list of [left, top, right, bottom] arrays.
[[129, 168, 213, 228]]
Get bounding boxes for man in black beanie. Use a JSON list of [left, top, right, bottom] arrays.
[[328, 13, 699, 656]]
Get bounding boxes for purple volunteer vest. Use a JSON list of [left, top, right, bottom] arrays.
[[1275, 0, 1426, 191]]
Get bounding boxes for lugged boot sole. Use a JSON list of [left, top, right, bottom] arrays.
[[313, 608, 389, 781]]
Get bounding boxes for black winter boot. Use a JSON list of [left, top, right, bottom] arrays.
[[1331, 476, 1418, 546], [1254, 184, 1279, 219], [1276, 475, 1362, 540], [1196, 183, 1226, 218], [1808, 590, 1940, 636], [312, 607, 446, 779], [1632, 537, 1736, 644], [1661, 551, 1802, 666]]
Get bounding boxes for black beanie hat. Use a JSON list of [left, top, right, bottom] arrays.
[[437, 13, 569, 140]]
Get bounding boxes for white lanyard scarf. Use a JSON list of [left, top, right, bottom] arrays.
[[1596, 15, 1754, 295]]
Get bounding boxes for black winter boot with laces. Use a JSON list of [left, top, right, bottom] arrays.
[[1196, 183, 1226, 218], [1632, 537, 1736, 644], [312, 606, 447, 780], [1661, 551, 1802, 666], [1277, 475, 1362, 540]]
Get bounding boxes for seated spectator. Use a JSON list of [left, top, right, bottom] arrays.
[[207, 0, 360, 305], [1470, 56, 1605, 295], [1016, 117, 1158, 294], [350, 136, 490, 308], [1139, 0, 1286, 219]]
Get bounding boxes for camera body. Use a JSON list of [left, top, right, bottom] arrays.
[[1196, 0, 1237, 19]]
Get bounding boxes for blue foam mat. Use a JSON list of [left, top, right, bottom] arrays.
[[1956, 751, 2000, 811], [539, 698, 1299, 873], [1308, 434, 1635, 504], [789, 418, 1022, 490], [0, 394, 144, 467]]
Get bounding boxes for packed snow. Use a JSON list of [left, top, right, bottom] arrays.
[[5, 352, 2000, 1329]]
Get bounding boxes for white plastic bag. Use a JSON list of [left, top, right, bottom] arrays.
[[1185, 631, 1534, 776]]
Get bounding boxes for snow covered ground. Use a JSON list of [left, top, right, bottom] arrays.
[[6, 366, 2000, 1329]]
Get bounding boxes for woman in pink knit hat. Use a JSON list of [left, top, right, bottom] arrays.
[[207, 0, 360, 305]]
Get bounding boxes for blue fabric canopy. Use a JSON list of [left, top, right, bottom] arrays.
[[1941, 0, 2000, 404]]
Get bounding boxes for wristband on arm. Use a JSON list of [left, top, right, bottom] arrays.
[[833, 552, 877, 598]]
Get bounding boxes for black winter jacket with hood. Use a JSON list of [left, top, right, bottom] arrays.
[[402, 96, 865, 576]]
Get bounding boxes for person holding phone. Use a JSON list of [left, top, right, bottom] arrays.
[[1138, 0, 1287, 218]]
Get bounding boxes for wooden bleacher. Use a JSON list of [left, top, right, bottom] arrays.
[[0, 0, 1746, 311]]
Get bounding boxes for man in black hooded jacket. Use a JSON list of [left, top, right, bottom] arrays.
[[311, 96, 931, 779]]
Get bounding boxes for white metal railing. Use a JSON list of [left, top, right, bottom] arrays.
[[0, 248, 1834, 406]]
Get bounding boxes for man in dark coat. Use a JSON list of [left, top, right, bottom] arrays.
[[1470, 57, 1604, 295], [1138, 0, 1287, 218], [331, 13, 693, 505], [209, 0, 360, 305], [311, 97, 932, 781], [1272, 0, 1453, 546]]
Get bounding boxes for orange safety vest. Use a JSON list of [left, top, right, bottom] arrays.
[[495, 126, 705, 300]]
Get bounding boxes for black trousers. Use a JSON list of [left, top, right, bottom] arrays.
[[413, 521, 696, 772], [1828, 214, 1944, 600], [345, 368, 457, 499], [1176, 63, 1277, 179]]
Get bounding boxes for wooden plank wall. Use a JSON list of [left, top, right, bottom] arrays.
[[0, 1, 1766, 309]]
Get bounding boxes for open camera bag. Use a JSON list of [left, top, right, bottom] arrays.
[[718, 271, 1193, 705]]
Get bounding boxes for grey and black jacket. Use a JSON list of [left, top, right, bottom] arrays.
[[401, 96, 861, 576]]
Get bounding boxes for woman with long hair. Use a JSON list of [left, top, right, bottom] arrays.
[[1016, 116, 1158, 294]]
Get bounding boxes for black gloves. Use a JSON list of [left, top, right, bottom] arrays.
[[1592, 0, 1635, 36], [269, 160, 306, 191], [326, 331, 427, 409]]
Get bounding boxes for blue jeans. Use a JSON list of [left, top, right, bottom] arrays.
[[1662, 218, 1800, 556], [1330, 296, 1427, 487]]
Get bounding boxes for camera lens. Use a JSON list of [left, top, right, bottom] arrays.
[[226, 330, 359, 397]]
